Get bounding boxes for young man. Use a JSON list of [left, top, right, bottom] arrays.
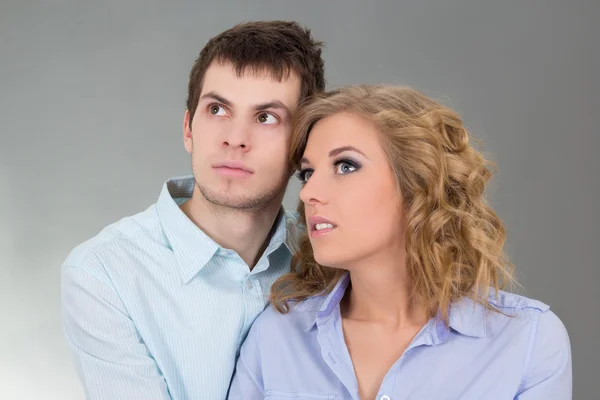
[[61, 21, 325, 399]]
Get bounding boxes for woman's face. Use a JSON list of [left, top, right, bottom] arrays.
[[298, 111, 406, 270]]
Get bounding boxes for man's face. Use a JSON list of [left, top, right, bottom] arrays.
[[184, 61, 301, 210]]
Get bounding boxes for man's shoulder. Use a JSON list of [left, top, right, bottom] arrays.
[[62, 204, 163, 275], [283, 209, 305, 254], [282, 209, 302, 226]]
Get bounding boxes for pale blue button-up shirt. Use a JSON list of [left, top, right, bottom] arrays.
[[61, 176, 300, 399], [229, 272, 572, 399]]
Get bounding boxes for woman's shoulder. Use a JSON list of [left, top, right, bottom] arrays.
[[483, 289, 570, 351], [452, 288, 568, 344], [487, 289, 549, 313], [484, 290, 572, 395]]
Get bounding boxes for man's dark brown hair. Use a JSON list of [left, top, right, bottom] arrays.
[[186, 20, 325, 126]]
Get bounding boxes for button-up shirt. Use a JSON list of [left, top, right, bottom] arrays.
[[62, 176, 300, 399], [229, 272, 572, 399]]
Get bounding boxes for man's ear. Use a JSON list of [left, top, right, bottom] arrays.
[[183, 109, 193, 154]]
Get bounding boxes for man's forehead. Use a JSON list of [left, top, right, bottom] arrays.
[[207, 59, 296, 80], [201, 61, 301, 105]]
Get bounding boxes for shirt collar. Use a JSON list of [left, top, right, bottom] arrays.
[[250, 207, 292, 274], [446, 294, 487, 338], [264, 208, 291, 258], [304, 272, 351, 332], [303, 271, 487, 339], [425, 294, 488, 342], [156, 175, 291, 283]]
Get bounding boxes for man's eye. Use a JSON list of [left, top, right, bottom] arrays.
[[257, 112, 277, 124], [209, 104, 226, 116]]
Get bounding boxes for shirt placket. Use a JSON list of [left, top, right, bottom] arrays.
[[317, 313, 360, 400], [375, 320, 440, 400]]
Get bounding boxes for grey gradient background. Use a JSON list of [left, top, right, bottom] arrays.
[[1, 0, 598, 398]]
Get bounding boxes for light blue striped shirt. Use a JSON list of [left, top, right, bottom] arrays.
[[61, 176, 300, 399], [229, 272, 572, 399]]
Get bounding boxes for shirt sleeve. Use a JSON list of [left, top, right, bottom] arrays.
[[227, 312, 264, 400], [515, 309, 572, 399], [61, 258, 172, 400]]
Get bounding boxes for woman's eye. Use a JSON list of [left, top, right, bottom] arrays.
[[335, 162, 357, 174], [296, 169, 313, 183], [257, 112, 277, 125], [209, 104, 226, 116]]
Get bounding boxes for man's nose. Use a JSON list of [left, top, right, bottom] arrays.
[[222, 121, 251, 150]]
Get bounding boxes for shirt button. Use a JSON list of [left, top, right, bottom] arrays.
[[246, 280, 253, 289], [380, 396, 391, 400], [328, 352, 336, 364]]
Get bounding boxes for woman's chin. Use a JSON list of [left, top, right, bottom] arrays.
[[313, 251, 352, 271]]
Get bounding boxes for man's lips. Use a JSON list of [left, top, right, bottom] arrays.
[[212, 161, 253, 177]]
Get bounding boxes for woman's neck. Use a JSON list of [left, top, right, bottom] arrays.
[[341, 249, 427, 328]]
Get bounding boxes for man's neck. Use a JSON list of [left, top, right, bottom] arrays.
[[179, 185, 284, 269]]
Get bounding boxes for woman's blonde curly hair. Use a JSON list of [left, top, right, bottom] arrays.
[[271, 85, 516, 322]]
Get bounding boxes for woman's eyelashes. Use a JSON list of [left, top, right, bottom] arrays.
[[333, 157, 361, 175], [296, 157, 362, 184], [296, 168, 313, 183]]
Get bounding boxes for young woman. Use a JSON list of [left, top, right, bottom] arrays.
[[228, 85, 571, 400]]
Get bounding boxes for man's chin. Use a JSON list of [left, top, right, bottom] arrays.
[[207, 198, 264, 210], [198, 187, 276, 210]]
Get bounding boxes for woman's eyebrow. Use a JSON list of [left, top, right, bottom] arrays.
[[329, 145, 367, 158], [301, 145, 367, 165]]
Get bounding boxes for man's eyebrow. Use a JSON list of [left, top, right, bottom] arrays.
[[199, 91, 232, 106], [253, 100, 291, 117]]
